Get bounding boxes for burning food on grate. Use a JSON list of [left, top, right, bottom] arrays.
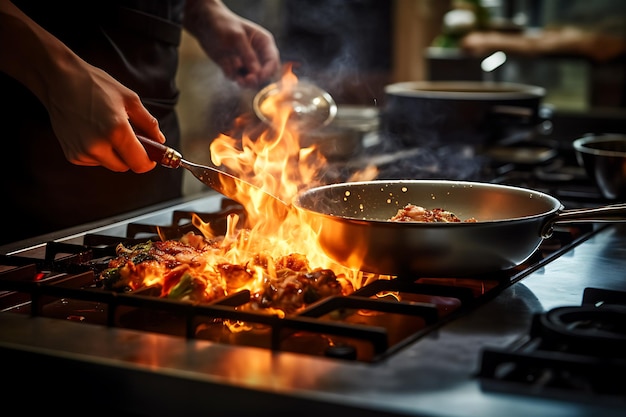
[[389, 204, 477, 223], [97, 232, 348, 315], [95, 67, 364, 312]]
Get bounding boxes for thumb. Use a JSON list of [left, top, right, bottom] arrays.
[[126, 98, 166, 144]]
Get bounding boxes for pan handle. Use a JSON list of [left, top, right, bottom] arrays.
[[541, 203, 626, 237], [137, 135, 182, 169]]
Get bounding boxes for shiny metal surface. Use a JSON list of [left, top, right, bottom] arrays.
[[384, 80, 546, 100], [294, 180, 626, 277], [1, 192, 625, 416], [253, 80, 338, 131], [573, 134, 626, 200]]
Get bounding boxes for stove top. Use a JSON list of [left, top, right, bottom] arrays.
[[480, 286, 626, 404], [1, 137, 625, 416], [0, 194, 600, 362], [1, 218, 624, 416]]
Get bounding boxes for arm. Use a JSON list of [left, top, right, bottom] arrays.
[[183, 0, 281, 88], [0, 0, 163, 173], [461, 27, 626, 63]]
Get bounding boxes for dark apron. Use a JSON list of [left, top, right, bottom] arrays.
[[1, 1, 186, 245]]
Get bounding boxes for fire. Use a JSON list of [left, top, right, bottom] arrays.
[[203, 65, 364, 287], [97, 66, 386, 324], [104, 65, 376, 315]]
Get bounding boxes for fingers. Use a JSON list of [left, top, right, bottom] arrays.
[[117, 96, 164, 173], [228, 39, 261, 87], [69, 132, 158, 174], [249, 30, 281, 82], [127, 98, 166, 144], [218, 55, 246, 82], [226, 24, 281, 88], [69, 140, 131, 172], [219, 55, 261, 88], [64, 99, 162, 174], [110, 130, 157, 174]]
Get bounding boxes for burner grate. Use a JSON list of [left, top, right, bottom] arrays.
[[478, 287, 626, 403], [0, 195, 605, 363], [0, 230, 490, 362]]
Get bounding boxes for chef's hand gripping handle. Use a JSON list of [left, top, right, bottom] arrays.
[[137, 135, 182, 169]]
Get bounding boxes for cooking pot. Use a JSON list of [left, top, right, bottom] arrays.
[[381, 81, 546, 148], [573, 134, 626, 201], [293, 180, 626, 277], [298, 105, 380, 160]]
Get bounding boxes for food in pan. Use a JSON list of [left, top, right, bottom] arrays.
[[389, 204, 477, 223], [97, 232, 345, 314]]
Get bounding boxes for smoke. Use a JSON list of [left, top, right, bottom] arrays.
[[277, 0, 392, 101]]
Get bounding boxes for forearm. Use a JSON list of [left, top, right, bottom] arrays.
[[183, 0, 225, 37], [461, 27, 626, 62], [0, 0, 163, 173], [0, 0, 83, 109]]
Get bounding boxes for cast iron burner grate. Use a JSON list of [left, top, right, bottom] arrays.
[[478, 287, 626, 404], [0, 195, 604, 363]]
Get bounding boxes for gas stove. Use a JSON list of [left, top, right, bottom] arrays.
[[1, 138, 625, 416]]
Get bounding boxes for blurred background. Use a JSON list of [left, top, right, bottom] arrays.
[[176, 0, 626, 195]]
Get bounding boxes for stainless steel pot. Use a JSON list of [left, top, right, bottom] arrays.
[[381, 81, 546, 148], [298, 105, 380, 159], [293, 180, 626, 277], [573, 134, 626, 201]]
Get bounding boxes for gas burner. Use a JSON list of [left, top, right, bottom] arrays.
[[491, 156, 606, 207], [478, 287, 626, 402], [536, 305, 626, 356]]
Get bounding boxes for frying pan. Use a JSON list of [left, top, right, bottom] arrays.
[[293, 180, 626, 277]]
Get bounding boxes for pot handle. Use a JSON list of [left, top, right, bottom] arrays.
[[491, 104, 554, 140], [491, 105, 534, 118], [541, 203, 626, 237]]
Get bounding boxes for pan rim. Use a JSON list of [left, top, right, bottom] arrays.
[[572, 135, 626, 157], [294, 179, 563, 225], [384, 81, 546, 101]]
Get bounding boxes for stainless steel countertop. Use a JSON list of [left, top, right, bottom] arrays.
[[1, 192, 625, 416]]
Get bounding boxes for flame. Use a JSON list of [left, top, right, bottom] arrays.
[[202, 65, 366, 291], [105, 66, 385, 320]]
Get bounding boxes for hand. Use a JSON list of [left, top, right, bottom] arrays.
[[184, 0, 281, 88], [0, 0, 163, 173], [46, 59, 165, 173]]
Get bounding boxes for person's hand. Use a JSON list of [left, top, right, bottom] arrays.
[[0, 0, 163, 173], [46, 59, 164, 173], [183, 0, 281, 88]]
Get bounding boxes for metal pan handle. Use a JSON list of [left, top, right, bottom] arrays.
[[541, 203, 626, 237]]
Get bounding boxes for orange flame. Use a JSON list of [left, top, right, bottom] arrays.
[[199, 64, 366, 296], [105, 65, 389, 321]]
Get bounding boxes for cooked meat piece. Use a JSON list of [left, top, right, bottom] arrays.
[[390, 204, 476, 223], [251, 267, 344, 314], [97, 238, 226, 302], [97, 233, 345, 314]]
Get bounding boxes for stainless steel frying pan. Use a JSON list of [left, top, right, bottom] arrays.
[[293, 180, 626, 277]]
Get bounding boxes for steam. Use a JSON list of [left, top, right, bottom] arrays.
[[278, 0, 390, 102]]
